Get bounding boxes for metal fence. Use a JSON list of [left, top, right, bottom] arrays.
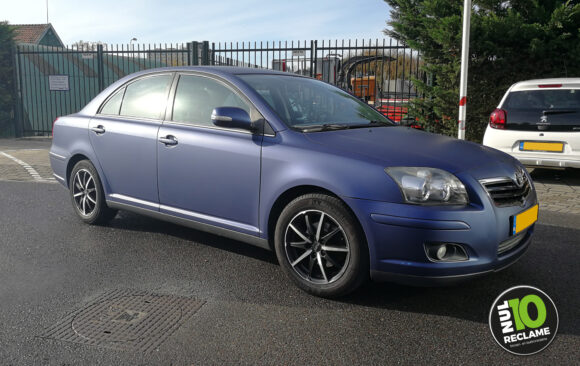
[[13, 39, 423, 136]]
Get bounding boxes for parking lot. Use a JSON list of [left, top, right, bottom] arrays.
[[1, 138, 578, 365]]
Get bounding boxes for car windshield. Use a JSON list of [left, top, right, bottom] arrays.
[[238, 74, 393, 131]]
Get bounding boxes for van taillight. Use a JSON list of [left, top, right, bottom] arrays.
[[52, 118, 59, 137], [490, 108, 506, 129], [538, 84, 562, 88]]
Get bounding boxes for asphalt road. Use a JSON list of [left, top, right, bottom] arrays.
[[0, 181, 578, 365]]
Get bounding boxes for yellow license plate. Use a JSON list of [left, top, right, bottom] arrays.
[[512, 204, 539, 235], [519, 141, 564, 152]]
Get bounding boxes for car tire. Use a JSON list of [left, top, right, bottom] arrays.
[[69, 160, 117, 225], [274, 193, 369, 298]]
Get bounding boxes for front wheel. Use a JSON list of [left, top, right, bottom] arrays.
[[69, 160, 117, 225], [274, 193, 369, 298]]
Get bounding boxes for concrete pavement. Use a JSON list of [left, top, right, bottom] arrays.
[[0, 138, 54, 183]]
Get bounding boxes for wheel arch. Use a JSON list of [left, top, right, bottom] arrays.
[[65, 153, 108, 191], [266, 185, 368, 252]]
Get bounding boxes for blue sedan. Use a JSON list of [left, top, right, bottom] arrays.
[[50, 67, 538, 297]]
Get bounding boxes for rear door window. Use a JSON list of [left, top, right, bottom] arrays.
[[119, 74, 173, 119], [99, 88, 125, 115]]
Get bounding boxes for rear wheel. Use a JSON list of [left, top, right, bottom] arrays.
[[274, 193, 369, 297], [69, 160, 117, 225]]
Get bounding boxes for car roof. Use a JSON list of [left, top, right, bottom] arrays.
[[509, 78, 580, 91], [134, 66, 303, 78]]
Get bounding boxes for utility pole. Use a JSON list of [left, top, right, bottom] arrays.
[[46, 0, 49, 23], [457, 0, 471, 140]]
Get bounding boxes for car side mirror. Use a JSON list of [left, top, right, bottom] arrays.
[[211, 107, 253, 131]]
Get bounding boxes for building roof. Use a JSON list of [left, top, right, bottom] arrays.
[[13, 24, 49, 43], [12, 23, 63, 46]]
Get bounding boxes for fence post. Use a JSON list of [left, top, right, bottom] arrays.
[[191, 41, 199, 65], [11, 45, 23, 137], [201, 41, 209, 65], [211, 42, 216, 66], [310, 40, 316, 77], [97, 44, 104, 91]]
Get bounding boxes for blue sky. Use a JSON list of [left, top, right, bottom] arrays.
[[1, 0, 392, 45]]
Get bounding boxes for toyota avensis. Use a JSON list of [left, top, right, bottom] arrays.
[[51, 67, 538, 297]]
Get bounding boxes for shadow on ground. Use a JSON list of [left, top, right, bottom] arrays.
[[106, 211, 579, 337], [530, 167, 580, 186]]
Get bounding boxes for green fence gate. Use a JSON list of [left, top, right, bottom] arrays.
[[13, 39, 422, 136]]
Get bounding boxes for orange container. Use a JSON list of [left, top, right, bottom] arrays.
[[351, 76, 376, 101]]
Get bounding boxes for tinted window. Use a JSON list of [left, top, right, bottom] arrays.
[[99, 88, 124, 115], [504, 89, 580, 110], [239, 74, 391, 129], [120, 74, 172, 119], [172, 75, 249, 126]]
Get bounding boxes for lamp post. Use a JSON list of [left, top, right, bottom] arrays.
[[129, 37, 137, 51], [457, 0, 472, 140]]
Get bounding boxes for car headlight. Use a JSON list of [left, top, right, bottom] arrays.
[[385, 167, 468, 205]]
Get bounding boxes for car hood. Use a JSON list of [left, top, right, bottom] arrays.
[[304, 126, 514, 174]]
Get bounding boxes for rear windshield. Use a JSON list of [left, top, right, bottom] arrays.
[[503, 89, 580, 110]]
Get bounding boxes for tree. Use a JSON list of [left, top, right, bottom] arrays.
[[384, 0, 580, 141], [0, 22, 15, 137]]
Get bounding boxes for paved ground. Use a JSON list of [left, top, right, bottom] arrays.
[[0, 181, 578, 365], [531, 168, 580, 214], [0, 138, 54, 183]]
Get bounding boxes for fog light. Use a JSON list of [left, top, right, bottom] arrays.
[[425, 242, 469, 262], [436, 245, 447, 260]]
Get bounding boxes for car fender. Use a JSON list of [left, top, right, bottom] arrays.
[[258, 132, 403, 240]]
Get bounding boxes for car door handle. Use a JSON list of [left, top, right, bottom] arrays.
[[90, 125, 106, 134], [159, 135, 178, 146]]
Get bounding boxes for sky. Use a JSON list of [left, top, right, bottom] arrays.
[[1, 0, 392, 45]]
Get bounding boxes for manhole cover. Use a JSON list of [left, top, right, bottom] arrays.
[[40, 290, 204, 352]]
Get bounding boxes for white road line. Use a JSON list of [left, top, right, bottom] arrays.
[[0, 151, 55, 183]]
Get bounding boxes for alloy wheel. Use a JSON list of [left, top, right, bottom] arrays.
[[284, 209, 350, 284], [72, 169, 97, 216]]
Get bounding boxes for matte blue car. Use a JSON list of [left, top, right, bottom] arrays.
[[50, 67, 538, 297]]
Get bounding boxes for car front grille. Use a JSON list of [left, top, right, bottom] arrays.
[[480, 175, 531, 207], [498, 230, 528, 255]]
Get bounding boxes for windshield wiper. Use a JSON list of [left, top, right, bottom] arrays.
[[300, 121, 391, 132], [300, 124, 351, 132], [542, 109, 578, 115], [347, 120, 391, 129]]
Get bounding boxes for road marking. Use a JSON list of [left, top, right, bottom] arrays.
[[0, 151, 55, 183]]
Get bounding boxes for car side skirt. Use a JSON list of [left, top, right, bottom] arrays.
[[106, 200, 271, 250]]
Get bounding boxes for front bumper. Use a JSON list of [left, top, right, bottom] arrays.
[[369, 232, 531, 286], [343, 184, 537, 286]]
